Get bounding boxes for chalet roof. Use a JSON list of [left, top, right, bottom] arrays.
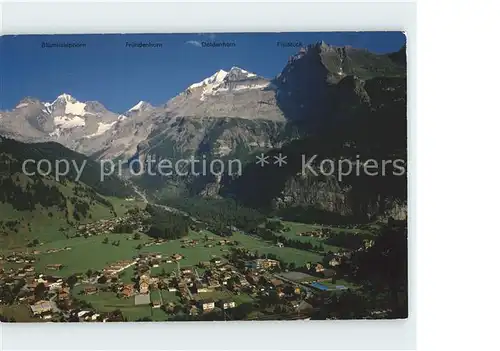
[[30, 300, 54, 314], [270, 279, 284, 287], [199, 298, 215, 304]]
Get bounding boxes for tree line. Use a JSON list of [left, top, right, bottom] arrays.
[[144, 204, 190, 240], [159, 197, 265, 232]]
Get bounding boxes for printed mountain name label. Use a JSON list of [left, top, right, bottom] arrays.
[[201, 41, 236, 48], [125, 42, 163, 48], [41, 42, 86, 48], [277, 41, 303, 47]]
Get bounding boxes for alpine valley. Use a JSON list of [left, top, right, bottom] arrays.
[[0, 41, 407, 241]]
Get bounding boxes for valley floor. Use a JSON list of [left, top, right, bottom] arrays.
[[1, 214, 365, 321]]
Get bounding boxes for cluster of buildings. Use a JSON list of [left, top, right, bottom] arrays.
[[102, 260, 136, 276], [45, 247, 72, 254], [296, 229, 328, 239], [142, 239, 168, 248], [76, 211, 146, 236], [0, 265, 109, 322], [0, 260, 38, 283], [245, 258, 280, 270], [0, 253, 35, 265]]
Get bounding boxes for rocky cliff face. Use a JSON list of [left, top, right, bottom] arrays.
[[272, 42, 405, 127], [221, 67, 407, 222]]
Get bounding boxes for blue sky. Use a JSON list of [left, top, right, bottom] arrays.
[[0, 32, 405, 112]]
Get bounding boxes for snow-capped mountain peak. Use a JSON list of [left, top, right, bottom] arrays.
[[42, 93, 88, 116], [228, 66, 257, 78], [188, 69, 228, 90], [56, 93, 75, 102], [129, 101, 146, 112]]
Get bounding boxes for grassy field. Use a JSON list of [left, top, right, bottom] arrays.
[[0, 197, 144, 252], [5, 218, 330, 321], [230, 231, 323, 266], [108, 197, 146, 217], [72, 284, 166, 321], [266, 221, 380, 254], [2, 218, 330, 279], [277, 221, 342, 253], [0, 202, 75, 250], [0, 304, 42, 322], [6, 223, 327, 278], [160, 290, 181, 304], [28, 234, 148, 276]]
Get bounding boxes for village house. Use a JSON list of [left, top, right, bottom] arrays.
[[239, 277, 250, 287], [314, 263, 325, 273], [181, 268, 192, 275], [246, 258, 280, 270], [58, 289, 70, 301], [220, 300, 236, 310], [199, 299, 215, 312], [24, 265, 35, 272], [207, 278, 220, 289], [211, 258, 222, 265], [84, 286, 98, 295], [172, 253, 183, 261], [89, 313, 100, 321], [48, 280, 64, 291], [30, 300, 54, 316], [46, 264, 63, 271], [277, 287, 285, 298], [218, 240, 228, 246], [245, 272, 261, 285], [328, 257, 341, 267], [139, 275, 150, 294], [139, 281, 149, 294], [197, 285, 210, 293], [221, 272, 232, 282], [121, 284, 135, 297], [189, 305, 199, 316], [270, 279, 284, 288], [77, 310, 92, 320]]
